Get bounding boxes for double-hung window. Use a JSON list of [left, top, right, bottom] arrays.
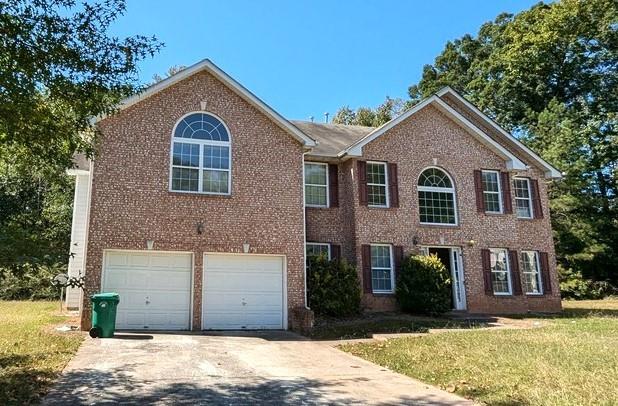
[[306, 243, 331, 260], [418, 167, 457, 225], [170, 112, 231, 194], [490, 248, 511, 295], [305, 163, 328, 207], [521, 251, 542, 294], [370, 244, 394, 293], [367, 162, 388, 207], [513, 178, 533, 219], [481, 170, 502, 213]]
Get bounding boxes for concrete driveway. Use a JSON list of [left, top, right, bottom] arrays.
[[44, 331, 473, 405]]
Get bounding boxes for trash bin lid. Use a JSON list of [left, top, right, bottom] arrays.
[[91, 292, 120, 302]]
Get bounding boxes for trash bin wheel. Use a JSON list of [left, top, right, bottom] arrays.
[[89, 327, 102, 338]]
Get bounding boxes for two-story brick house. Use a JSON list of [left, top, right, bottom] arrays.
[[66, 59, 562, 332]]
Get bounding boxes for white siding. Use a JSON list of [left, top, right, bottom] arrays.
[[65, 174, 90, 309]]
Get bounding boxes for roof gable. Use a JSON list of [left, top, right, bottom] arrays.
[[340, 88, 561, 178], [98, 59, 316, 148]]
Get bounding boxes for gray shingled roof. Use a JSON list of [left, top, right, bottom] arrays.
[[291, 121, 374, 157]]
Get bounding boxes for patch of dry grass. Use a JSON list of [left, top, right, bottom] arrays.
[[341, 299, 618, 405], [0, 301, 83, 405]]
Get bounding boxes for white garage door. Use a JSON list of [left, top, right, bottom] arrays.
[[102, 251, 192, 330], [203, 254, 284, 330]]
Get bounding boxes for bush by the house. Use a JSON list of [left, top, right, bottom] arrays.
[[307, 255, 361, 317], [396, 254, 451, 315], [559, 265, 617, 300]]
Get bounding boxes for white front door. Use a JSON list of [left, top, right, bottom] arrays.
[[450, 248, 466, 310], [102, 251, 192, 330], [203, 254, 285, 330]]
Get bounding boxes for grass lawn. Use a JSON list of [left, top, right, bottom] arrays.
[[0, 301, 84, 405], [341, 299, 618, 405], [310, 314, 485, 340]]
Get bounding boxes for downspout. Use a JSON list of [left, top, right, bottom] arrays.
[[302, 151, 310, 310]]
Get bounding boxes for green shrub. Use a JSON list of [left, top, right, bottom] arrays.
[[0, 263, 60, 300], [396, 254, 451, 315], [307, 255, 361, 317], [559, 265, 617, 300]]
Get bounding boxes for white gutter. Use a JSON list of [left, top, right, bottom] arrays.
[[301, 151, 310, 310]]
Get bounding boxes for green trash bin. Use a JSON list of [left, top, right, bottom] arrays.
[[89, 293, 120, 338]]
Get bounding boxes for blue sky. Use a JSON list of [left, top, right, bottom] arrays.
[[110, 1, 539, 121]]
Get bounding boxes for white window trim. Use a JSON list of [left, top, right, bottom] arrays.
[[513, 177, 534, 219], [482, 170, 503, 214], [304, 162, 329, 208], [490, 248, 512, 295], [417, 166, 459, 226], [521, 250, 543, 295], [367, 161, 389, 208], [305, 242, 331, 260], [168, 111, 232, 196], [370, 243, 394, 294]]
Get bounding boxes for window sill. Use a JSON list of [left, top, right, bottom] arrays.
[[483, 212, 505, 216], [371, 292, 395, 296], [168, 190, 232, 197], [526, 293, 544, 297], [306, 205, 330, 209], [419, 222, 459, 228], [493, 293, 513, 297]]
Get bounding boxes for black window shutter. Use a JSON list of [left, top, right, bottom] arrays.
[[508, 250, 522, 295], [539, 251, 552, 294], [328, 164, 339, 207], [393, 245, 404, 285], [481, 249, 493, 295], [357, 161, 368, 206], [361, 244, 372, 293], [501, 172, 513, 214], [530, 179, 544, 219], [474, 170, 485, 213], [388, 163, 399, 208], [330, 244, 341, 261]]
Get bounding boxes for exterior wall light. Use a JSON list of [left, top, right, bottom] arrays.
[[467, 239, 476, 247]]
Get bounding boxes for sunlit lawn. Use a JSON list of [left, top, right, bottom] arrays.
[[341, 299, 618, 405], [0, 301, 83, 405]]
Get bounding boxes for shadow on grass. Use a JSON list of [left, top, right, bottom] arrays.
[[42, 365, 466, 405], [309, 314, 487, 340], [0, 354, 59, 405]]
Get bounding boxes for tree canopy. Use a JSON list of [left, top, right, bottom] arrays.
[[0, 0, 162, 168], [0, 0, 162, 298]]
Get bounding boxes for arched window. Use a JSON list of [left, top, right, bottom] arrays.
[[170, 112, 231, 194], [417, 167, 457, 225]]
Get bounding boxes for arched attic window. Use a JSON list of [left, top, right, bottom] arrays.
[[417, 167, 457, 225], [170, 112, 231, 194]]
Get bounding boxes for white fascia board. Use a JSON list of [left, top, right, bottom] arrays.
[[94, 59, 316, 147], [66, 169, 90, 176], [432, 97, 527, 170], [342, 95, 527, 171], [342, 96, 438, 157], [437, 87, 562, 178]]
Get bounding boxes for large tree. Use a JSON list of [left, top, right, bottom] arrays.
[[0, 0, 162, 297], [409, 0, 617, 284], [0, 0, 162, 167]]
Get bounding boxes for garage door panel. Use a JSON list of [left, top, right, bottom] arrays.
[[203, 254, 284, 330], [103, 251, 192, 330]]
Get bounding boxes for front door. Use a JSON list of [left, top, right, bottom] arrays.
[[421, 247, 467, 311]]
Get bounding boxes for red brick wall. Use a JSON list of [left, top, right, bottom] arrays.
[[306, 105, 561, 314], [81, 71, 307, 330]]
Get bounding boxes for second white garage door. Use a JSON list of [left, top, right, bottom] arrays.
[[203, 254, 285, 330]]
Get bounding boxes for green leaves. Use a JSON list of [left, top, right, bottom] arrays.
[[307, 255, 361, 317], [396, 254, 451, 315]]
